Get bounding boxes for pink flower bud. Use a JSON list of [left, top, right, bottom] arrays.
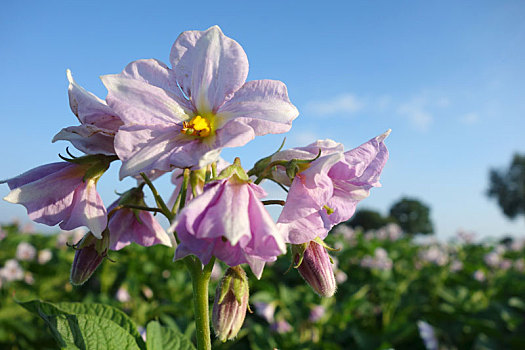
[[296, 241, 336, 297], [70, 232, 109, 285], [212, 266, 250, 342]]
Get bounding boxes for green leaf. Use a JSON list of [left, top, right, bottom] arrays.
[[146, 320, 195, 350], [18, 299, 145, 350]]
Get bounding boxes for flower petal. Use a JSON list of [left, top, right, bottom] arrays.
[[3, 163, 84, 227], [278, 153, 342, 223], [120, 59, 194, 114], [218, 80, 299, 135], [52, 125, 117, 155], [59, 180, 107, 237], [67, 69, 120, 129], [115, 124, 180, 179], [109, 209, 172, 250], [102, 71, 188, 126], [170, 26, 249, 113], [278, 213, 327, 244]]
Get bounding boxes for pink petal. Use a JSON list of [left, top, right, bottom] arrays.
[[115, 125, 180, 179], [120, 59, 194, 114], [52, 124, 117, 155], [109, 209, 171, 250], [59, 180, 107, 237], [170, 26, 249, 113], [67, 70, 120, 129], [102, 72, 188, 126], [218, 80, 299, 135]]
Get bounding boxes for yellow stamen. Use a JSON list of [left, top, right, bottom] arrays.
[[323, 205, 334, 215], [181, 115, 211, 137]]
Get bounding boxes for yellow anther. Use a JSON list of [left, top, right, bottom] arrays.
[[181, 115, 211, 137], [323, 205, 334, 215]]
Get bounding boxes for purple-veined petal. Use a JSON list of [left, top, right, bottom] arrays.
[[217, 80, 299, 135], [67, 70, 120, 129], [53, 124, 117, 155], [2, 162, 70, 189], [3, 163, 85, 226], [196, 180, 251, 245], [170, 26, 249, 114], [109, 209, 171, 250], [102, 73, 188, 126], [59, 180, 107, 238], [120, 58, 195, 114], [342, 130, 390, 186], [278, 153, 342, 223], [115, 125, 180, 179], [278, 213, 327, 244]]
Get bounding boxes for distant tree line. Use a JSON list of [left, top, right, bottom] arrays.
[[487, 153, 525, 222], [346, 197, 434, 235]]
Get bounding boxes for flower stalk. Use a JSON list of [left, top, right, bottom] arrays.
[[185, 257, 215, 350]]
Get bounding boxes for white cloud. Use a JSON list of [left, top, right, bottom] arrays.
[[460, 112, 479, 125], [305, 93, 364, 116], [397, 98, 434, 131], [292, 130, 320, 145]]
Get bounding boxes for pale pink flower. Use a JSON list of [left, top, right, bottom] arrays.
[[116, 286, 131, 303], [24, 272, 35, 285], [53, 70, 123, 155], [106, 190, 172, 251], [0, 259, 24, 282], [38, 249, 53, 264], [102, 26, 298, 178], [270, 320, 292, 334], [473, 269, 486, 282], [2, 161, 108, 238], [172, 167, 286, 278], [16, 242, 36, 261], [254, 302, 276, 324], [275, 131, 389, 244], [308, 305, 326, 323]]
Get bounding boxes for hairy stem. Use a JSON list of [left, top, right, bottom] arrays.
[[185, 257, 215, 350]]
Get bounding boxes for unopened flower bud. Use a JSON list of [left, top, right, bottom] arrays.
[[70, 231, 109, 285], [296, 240, 336, 297], [212, 266, 250, 342]]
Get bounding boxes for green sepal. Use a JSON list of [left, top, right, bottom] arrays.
[[247, 137, 286, 177], [313, 236, 340, 253], [288, 242, 310, 271], [214, 158, 250, 182], [218, 266, 249, 305], [284, 148, 322, 182]]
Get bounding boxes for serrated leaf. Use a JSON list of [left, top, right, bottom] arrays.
[[18, 300, 145, 350], [146, 320, 195, 350], [46, 313, 140, 349]]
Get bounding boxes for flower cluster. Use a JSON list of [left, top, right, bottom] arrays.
[[2, 25, 389, 343]]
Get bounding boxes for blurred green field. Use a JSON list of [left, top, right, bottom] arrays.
[[1, 222, 525, 350]]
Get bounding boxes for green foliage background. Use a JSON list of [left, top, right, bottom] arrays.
[[1, 222, 525, 349]]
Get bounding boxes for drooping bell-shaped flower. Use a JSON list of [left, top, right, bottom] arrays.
[[172, 159, 286, 278], [212, 266, 250, 342], [273, 131, 390, 244], [2, 154, 115, 237], [293, 240, 336, 297], [102, 25, 299, 179], [53, 70, 123, 155], [106, 186, 172, 250], [70, 231, 110, 285]]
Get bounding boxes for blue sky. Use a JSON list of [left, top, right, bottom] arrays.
[[1, 1, 524, 240]]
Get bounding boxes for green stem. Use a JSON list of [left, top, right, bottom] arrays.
[[140, 173, 174, 221], [185, 257, 215, 350], [179, 169, 190, 212]]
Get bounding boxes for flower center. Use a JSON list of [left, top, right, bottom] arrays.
[[181, 115, 212, 138]]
